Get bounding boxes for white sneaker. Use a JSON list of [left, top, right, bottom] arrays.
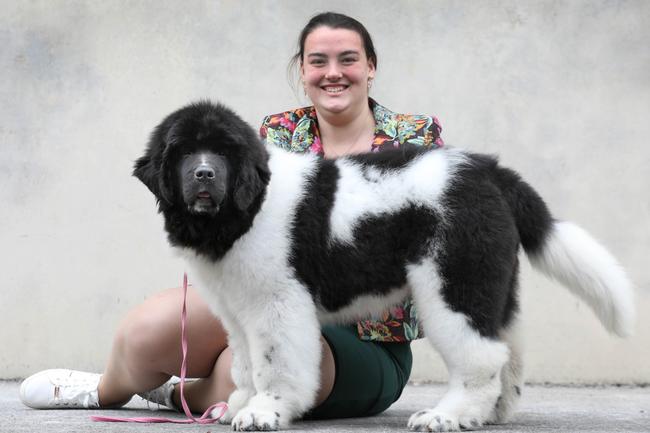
[[137, 376, 181, 411], [19, 369, 101, 409]]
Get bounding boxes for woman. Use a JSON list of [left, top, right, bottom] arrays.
[[20, 11, 443, 420]]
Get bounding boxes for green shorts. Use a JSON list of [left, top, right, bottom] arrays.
[[304, 324, 413, 420]]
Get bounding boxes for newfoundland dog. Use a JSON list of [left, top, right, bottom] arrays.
[[133, 101, 634, 432]]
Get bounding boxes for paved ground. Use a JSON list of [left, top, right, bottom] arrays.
[[1, 381, 648, 432]]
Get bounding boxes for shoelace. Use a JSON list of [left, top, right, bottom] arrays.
[[140, 383, 172, 411], [52, 372, 99, 408], [91, 273, 228, 424], [54, 388, 93, 408]]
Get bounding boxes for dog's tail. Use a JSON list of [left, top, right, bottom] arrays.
[[493, 166, 635, 337]]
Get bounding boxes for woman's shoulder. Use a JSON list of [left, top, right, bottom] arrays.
[[260, 106, 316, 136], [371, 99, 444, 149], [259, 105, 319, 153]]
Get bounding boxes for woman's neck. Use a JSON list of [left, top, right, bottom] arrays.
[[317, 103, 376, 159]]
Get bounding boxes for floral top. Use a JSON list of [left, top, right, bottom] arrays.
[[259, 98, 443, 342]]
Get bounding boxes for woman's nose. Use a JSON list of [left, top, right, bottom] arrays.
[[325, 63, 343, 80]]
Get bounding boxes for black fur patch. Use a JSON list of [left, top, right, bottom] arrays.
[[433, 157, 523, 337]]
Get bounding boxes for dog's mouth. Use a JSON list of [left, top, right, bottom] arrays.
[[189, 191, 220, 215]]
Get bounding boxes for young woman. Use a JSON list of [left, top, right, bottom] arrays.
[[20, 12, 443, 420]]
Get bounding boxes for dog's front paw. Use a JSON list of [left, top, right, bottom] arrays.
[[217, 408, 235, 425], [408, 409, 482, 432], [218, 388, 254, 425], [231, 407, 281, 431]]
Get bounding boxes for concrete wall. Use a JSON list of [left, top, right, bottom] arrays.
[[1, 0, 648, 384]]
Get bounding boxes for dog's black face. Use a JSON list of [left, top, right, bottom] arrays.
[[177, 150, 229, 216], [133, 101, 271, 258]]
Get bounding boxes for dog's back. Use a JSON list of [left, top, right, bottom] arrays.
[[265, 146, 516, 332], [264, 145, 633, 339]]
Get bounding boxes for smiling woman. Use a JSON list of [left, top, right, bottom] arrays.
[[297, 19, 378, 158]]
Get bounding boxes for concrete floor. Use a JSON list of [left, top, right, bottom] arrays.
[[1, 381, 648, 432]]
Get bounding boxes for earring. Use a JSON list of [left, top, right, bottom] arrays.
[[368, 78, 373, 90]]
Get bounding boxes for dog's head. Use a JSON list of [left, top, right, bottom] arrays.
[[133, 101, 270, 218]]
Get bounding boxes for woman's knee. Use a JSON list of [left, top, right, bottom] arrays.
[[112, 297, 182, 371], [317, 336, 335, 405], [213, 347, 236, 399], [112, 286, 228, 376]]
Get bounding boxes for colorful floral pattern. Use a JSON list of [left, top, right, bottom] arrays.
[[259, 99, 443, 342]]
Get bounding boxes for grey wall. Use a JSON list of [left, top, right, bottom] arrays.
[[1, 0, 648, 383]]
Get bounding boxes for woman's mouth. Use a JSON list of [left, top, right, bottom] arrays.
[[321, 85, 349, 94]]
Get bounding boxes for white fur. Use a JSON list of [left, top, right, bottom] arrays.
[[179, 148, 324, 428], [529, 221, 635, 337], [407, 260, 509, 431], [317, 286, 410, 324], [329, 150, 461, 244], [489, 316, 525, 424]]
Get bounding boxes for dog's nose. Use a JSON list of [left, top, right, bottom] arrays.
[[194, 166, 215, 181]]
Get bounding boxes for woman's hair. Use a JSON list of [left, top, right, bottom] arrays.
[[287, 12, 377, 94]]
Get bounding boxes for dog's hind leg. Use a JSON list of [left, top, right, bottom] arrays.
[[406, 261, 510, 432], [488, 315, 524, 424]]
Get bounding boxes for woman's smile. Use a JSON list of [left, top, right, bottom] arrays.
[[321, 84, 349, 95]]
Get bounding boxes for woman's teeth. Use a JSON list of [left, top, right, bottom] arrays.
[[324, 86, 346, 93]]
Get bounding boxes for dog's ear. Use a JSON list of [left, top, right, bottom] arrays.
[[133, 154, 173, 205], [233, 158, 270, 212], [134, 113, 180, 205], [133, 155, 160, 196]]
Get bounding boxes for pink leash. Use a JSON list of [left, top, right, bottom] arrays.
[[91, 273, 228, 424]]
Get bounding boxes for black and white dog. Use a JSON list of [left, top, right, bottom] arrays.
[[134, 101, 634, 432]]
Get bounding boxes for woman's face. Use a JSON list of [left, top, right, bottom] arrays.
[[301, 26, 375, 118]]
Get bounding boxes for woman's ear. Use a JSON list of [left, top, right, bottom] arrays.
[[300, 62, 308, 96], [368, 60, 376, 80]]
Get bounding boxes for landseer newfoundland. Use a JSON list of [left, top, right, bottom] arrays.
[[133, 101, 634, 432]]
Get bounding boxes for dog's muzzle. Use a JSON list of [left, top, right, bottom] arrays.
[[178, 152, 228, 216]]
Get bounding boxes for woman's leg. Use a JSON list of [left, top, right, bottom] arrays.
[[97, 285, 227, 407], [97, 285, 335, 411], [171, 339, 336, 413]]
